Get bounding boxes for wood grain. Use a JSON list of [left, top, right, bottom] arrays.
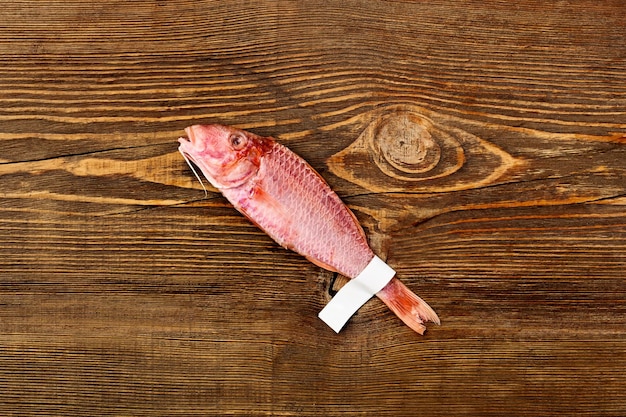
[[1, 1, 625, 415]]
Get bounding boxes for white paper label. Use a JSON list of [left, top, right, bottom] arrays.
[[318, 255, 396, 333]]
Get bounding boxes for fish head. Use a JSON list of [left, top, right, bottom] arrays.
[[178, 124, 271, 189]]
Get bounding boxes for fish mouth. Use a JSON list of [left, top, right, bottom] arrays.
[[183, 126, 195, 144], [177, 136, 195, 164], [177, 136, 190, 147], [178, 126, 199, 159], [177, 126, 197, 150]]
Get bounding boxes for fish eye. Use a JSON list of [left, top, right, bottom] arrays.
[[229, 133, 247, 150]]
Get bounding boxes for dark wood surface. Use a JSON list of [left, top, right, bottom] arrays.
[[1, 1, 625, 415]]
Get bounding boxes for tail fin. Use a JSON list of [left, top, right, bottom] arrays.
[[376, 277, 440, 335]]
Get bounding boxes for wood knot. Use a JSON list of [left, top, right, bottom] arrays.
[[373, 112, 451, 181], [328, 105, 518, 193]]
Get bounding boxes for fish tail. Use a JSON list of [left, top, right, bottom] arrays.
[[376, 277, 440, 335]]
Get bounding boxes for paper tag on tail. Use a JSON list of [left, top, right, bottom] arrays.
[[318, 255, 395, 333]]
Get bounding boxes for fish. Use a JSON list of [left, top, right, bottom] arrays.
[[178, 124, 440, 334]]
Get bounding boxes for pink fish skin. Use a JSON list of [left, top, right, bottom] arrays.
[[178, 124, 440, 334]]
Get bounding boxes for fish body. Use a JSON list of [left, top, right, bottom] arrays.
[[178, 124, 439, 334]]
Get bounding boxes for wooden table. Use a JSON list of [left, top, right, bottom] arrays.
[[1, 1, 625, 415]]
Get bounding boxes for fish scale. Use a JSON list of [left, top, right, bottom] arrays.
[[249, 142, 374, 278]]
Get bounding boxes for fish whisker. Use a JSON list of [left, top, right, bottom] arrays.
[[179, 148, 208, 197]]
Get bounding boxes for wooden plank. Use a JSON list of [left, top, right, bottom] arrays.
[[0, 1, 625, 415]]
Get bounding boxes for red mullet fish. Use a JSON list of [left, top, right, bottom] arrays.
[[178, 124, 439, 334]]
